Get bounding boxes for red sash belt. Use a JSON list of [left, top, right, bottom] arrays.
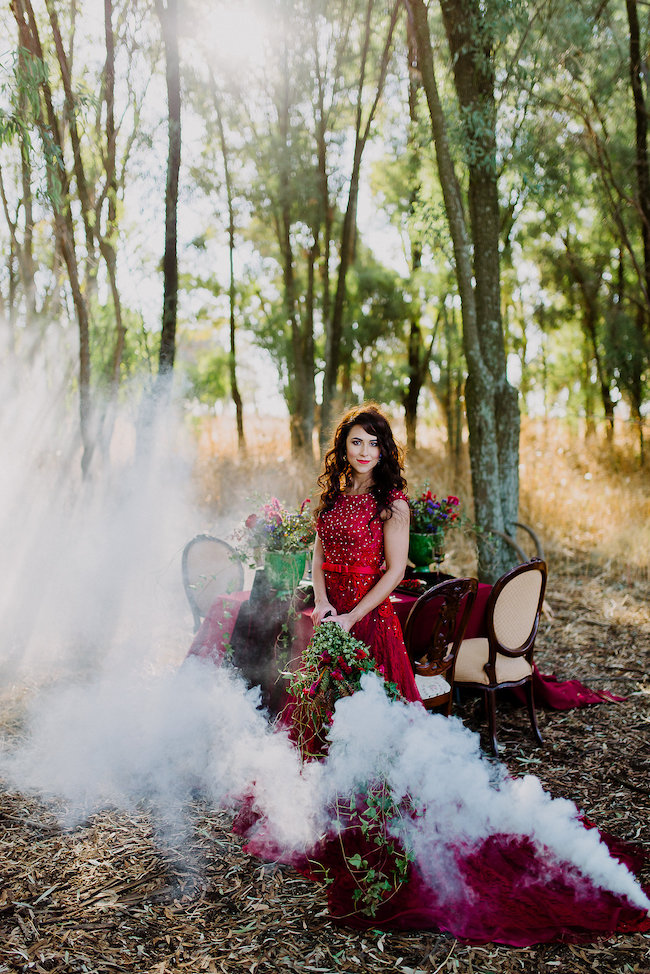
[[322, 562, 381, 575]]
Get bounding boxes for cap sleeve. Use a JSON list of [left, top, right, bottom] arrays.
[[388, 488, 408, 507]]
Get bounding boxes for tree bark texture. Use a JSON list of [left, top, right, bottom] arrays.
[[155, 0, 181, 378], [320, 0, 402, 450], [405, 0, 520, 581]]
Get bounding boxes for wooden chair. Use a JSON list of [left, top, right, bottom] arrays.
[[182, 534, 244, 631], [403, 577, 478, 714], [454, 558, 547, 755]]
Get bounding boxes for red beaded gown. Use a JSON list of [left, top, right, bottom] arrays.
[[317, 489, 421, 703], [234, 491, 650, 945]]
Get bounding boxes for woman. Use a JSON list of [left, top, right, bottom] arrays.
[[311, 404, 421, 703], [236, 405, 649, 944]]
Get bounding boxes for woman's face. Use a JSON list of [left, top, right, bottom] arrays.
[[345, 424, 380, 478]]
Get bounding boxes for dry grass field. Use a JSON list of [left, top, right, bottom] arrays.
[[193, 412, 650, 582], [0, 412, 648, 973]]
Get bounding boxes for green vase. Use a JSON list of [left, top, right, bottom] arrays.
[[408, 531, 445, 569], [265, 549, 308, 595]]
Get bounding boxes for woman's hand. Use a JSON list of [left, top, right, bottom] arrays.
[[312, 600, 338, 626], [329, 613, 355, 633]]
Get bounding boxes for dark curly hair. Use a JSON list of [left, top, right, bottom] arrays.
[[316, 403, 407, 520]]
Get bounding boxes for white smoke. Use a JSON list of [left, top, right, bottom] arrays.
[[1, 658, 326, 851], [0, 338, 646, 930], [0, 341, 204, 686], [326, 675, 650, 911], [2, 665, 647, 914]]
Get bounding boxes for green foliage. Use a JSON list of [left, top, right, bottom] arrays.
[[604, 306, 649, 414], [290, 615, 416, 917], [1, 0, 649, 453], [288, 620, 401, 760], [0, 47, 64, 210], [89, 300, 158, 388], [231, 497, 315, 563], [181, 348, 230, 406], [330, 781, 415, 918]]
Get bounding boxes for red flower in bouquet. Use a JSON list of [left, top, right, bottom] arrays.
[[231, 496, 316, 565], [409, 487, 462, 537]]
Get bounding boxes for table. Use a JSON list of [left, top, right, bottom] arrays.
[[186, 586, 491, 661], [185, 578, 622, 712], [185, 581, 490, 706]]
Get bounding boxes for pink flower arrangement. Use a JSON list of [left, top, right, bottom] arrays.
[[232, 497, 316, 563]]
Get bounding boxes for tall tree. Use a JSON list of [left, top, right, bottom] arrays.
[[320, 0, 402, 447], [209, 72, 245, 452], [405, 0, 520, 581], [402, 12, 436, 450], [154, 0, 181, 381], [10, 0, 95, 476]]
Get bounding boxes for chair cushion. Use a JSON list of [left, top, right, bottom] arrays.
[[454, 638, 533, 686], [415, 674, 451, 699]]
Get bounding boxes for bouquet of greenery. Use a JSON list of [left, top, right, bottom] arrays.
[[288, 620, 401, 759], [288, 621, 414, 917], [232, 497, 316, 566]]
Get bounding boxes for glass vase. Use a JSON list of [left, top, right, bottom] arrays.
[[408, 531, 445, 570]]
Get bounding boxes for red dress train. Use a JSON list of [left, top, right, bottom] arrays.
[[235, 491, 649, 945]]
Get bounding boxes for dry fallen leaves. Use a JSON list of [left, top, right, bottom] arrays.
[[0, 555, 649, 974]]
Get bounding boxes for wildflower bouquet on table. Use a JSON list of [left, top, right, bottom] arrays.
[[287, 620, 401, 760], [409, 487, 461, 537], [232, 497, 316, 567], [407, 487, 462, 569]]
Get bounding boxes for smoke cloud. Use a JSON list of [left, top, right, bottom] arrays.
[[2, 664, 648, 914], [1, 340, 647, 931]]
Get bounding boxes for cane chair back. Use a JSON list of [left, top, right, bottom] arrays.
[[182, 534, 244, 631], [454, 558, 547, 754]]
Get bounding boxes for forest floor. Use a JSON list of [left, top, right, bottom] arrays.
[[1, 417, 649, 973], [0, 549, 648, 974]]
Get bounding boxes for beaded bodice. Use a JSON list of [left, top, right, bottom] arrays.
[[317, 490, 407, 613]]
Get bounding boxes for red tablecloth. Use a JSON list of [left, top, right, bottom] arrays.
[[187, 590, 249, 663], [186, 587, 624, 710]]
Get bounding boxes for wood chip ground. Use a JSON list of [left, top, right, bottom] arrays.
[[1, 554, 648, 973]]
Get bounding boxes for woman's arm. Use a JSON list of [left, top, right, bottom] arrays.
[[311, 533, 338, 625], [330, 497, 410, 633]]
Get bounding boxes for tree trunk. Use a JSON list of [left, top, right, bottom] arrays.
[[94, 0, 128, 461], [12, 0, 95, 477], [563, 240, 615, 440], [625, 0, 648, 464], [313, 53, 331, 345], [402, 13, 428, 453], [155, 0, 181, 379], [626, 0, 650, 316], [102, 0, 126, 391], [18, 42, 36, 325], [277, 33, 314, 463], [320, 0, 401, 449], [211, 74, 245, 452], [405, 0, 520, 581]]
